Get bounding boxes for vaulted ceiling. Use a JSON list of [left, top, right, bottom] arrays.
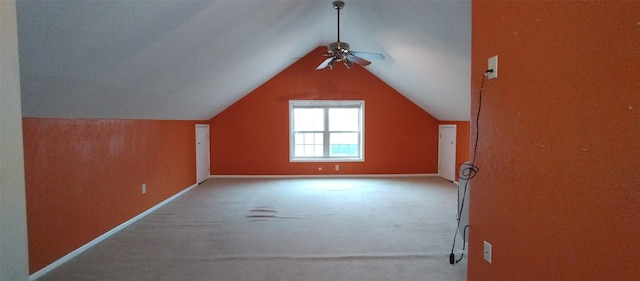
[[16, 0, 470, 121]]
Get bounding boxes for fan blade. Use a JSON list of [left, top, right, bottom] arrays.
[[350, 51, 385, 60], [316, 57, 335, 70], [347, 55, 371, 66]]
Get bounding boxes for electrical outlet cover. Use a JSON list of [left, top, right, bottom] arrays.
[[487, 55, 498, 79], [483, 241, 492, 264]]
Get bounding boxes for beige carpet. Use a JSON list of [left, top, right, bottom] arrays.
[[37, 177, 467, 281]]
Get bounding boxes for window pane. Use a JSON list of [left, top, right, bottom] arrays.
[[297, 144, 323, 157], [329, 108, 359, 131], [294, 108, 324, 131], [330, 132, 359, 157], [331, 132, 358, 144], [330, 144, 358, 157], [304, 133, 312, 144], [294, 132, 325, 157]]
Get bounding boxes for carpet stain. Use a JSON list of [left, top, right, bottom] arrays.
[[246, 206, 303, 220]]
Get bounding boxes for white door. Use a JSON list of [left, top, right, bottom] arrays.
[[196, 124, 210, 184], [438, 125, 456, 182]]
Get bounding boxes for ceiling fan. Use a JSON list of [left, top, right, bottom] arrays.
[[316, 1, 385, 70]]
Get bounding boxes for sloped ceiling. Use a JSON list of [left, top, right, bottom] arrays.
[[16, 0, 470, 121]]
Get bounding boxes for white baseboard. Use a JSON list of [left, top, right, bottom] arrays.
[[209, 173, 438, 179], [30, 183, 198, 281]]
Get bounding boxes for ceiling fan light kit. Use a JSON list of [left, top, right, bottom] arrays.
[[316, 1, 385, 70]]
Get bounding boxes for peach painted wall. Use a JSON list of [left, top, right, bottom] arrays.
[[23, 118, 201, 273], [470, 1, 639, 281], [210, 47, 440, 175]]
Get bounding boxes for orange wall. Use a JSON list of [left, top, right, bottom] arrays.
[[210, 47, 441, 175], [470, 1, 639, 281], [22, 118, 201, 273]]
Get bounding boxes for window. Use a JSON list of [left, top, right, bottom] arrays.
[[289, 100, 364, 162]]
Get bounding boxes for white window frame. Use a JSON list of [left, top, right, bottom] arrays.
[[289, 100, 364, 162]]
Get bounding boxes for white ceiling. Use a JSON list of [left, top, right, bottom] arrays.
[[16, 0, 471, 121]]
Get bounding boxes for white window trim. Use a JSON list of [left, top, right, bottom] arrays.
[[289, 100, 365, 162]]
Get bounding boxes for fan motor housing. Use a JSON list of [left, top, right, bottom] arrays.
[[328, 42, 350, 53]]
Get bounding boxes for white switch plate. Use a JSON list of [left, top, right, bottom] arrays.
[[487, 55, 498, 79], [142, 183, 147, 194], [483, 241, 492, 264], [335, 164, 340, 171]]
